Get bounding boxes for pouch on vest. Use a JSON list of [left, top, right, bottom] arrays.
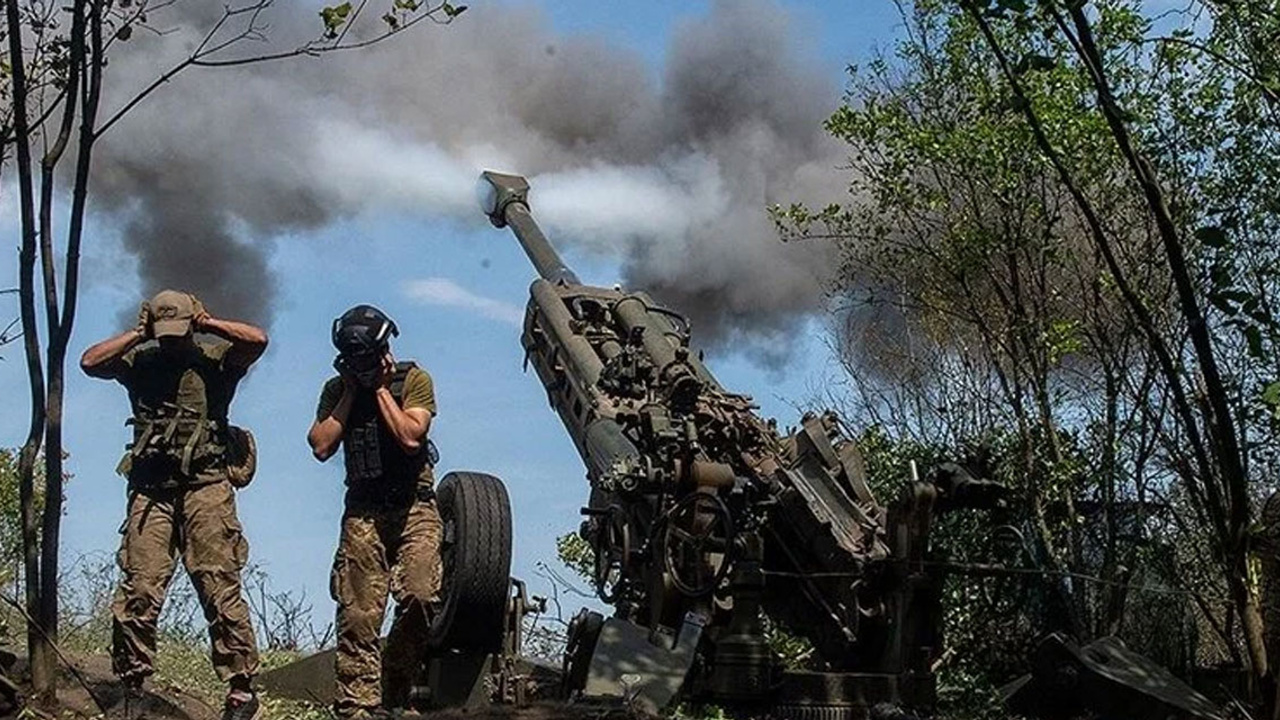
[[126, 404, 224, 471], [226, 425, 257, 489], [125, 401, 227, 481], [343, 361, 437, 486]]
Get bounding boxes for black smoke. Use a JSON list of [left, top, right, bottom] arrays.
[[92, 0, 846, 361]]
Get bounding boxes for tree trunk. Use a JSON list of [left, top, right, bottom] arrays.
[[37, 4, 102, 687], [1062, 6, 1265, 692], [3, 0, 57, 701]]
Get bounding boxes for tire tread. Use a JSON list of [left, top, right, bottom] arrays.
[[429, 471, 513, 651]]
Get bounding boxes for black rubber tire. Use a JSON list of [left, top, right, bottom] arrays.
[[428, 471, 513, 652]]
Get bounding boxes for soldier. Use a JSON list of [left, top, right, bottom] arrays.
[[80, 290, 267, 720], [308, 305, 442, 720]]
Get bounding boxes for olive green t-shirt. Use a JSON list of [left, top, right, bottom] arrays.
[[114, 340, 245, 419], [315, 365, 436, 487]]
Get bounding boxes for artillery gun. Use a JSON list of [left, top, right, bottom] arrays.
[[264, 171, 1223, 720], [478, 171, 1003, 717]]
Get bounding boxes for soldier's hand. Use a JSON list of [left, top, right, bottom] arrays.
[[378, 352, 396, 388], [135, 301, 153, 339], [340, 369, 359, 395], [190, 294, 211, 330], [332, 355, 358, 394]]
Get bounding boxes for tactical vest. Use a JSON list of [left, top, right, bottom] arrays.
[[118, 343, 237, 487], [343, 361, 438, 503]]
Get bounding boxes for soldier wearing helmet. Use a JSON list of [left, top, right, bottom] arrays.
[[308, 304, 442, 720], [80, 290, 267, 720]]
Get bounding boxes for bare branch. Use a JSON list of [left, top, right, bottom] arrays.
[[0, 318, 22, 348], [97, 0, 455, 138]]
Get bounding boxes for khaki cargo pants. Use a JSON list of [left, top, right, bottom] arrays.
[[111, 480, 260, 684], [331, 497, 443, 717]]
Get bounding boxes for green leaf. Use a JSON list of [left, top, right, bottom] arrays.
[[320, 2, 353, 36], [1261, 381, 1280, 409], [1194, 225, 1229, 248]]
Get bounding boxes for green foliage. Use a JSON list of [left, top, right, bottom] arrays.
[[147, 644, 330, 720], [1262, 381, 1280, 416], [0, 450, 26, 580], [556, 530, 594, 582], [56, 554, 333, 719], [672, 702, 731, 720], [319, 2, 353, 38], [761, 616, 815, 670], [380, 0, 463, 31], [0, 449, 47, 584], [778, 0, 1280, 703]]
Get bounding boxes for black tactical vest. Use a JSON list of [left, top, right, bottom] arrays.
[[342, 361, 437, 505]]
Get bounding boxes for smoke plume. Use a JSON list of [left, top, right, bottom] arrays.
[[92, 0, 846, 360]]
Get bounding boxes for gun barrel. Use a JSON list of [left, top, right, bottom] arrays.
[[479, 171, 580, 285]]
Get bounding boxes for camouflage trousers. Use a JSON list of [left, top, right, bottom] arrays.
[[331, 496, 443, 717], [111, 479, 260, 685]]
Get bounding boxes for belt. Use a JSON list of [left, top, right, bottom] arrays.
[[345, 482, 435, 510]]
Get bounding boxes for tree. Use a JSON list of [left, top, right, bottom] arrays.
[[780, 0, 1176, 648], [779, 0, 1279, 712], [959, 1, 1278, 712], [1, 0, 463, 703]]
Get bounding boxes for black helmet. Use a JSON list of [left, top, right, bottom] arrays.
[[332, 304, 399, 358]]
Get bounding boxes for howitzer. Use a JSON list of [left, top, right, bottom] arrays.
[[479, 172, 1002, 716]]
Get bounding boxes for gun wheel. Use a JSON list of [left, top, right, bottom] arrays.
[[428, 471, 513, 652], [660, 492, 735, 598]]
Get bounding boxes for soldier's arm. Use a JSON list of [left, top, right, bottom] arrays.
[[375, 390, 432, 453], [197, 315, 269, 369], [375, 361, 434, 454], [309, 379, 354, 462], [80, 328, 145, 379]]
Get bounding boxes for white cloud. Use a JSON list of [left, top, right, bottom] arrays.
[[403, 277, 524, 326]]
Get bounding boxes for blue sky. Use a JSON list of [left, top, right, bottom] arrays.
[[0, 0, 908, 631]]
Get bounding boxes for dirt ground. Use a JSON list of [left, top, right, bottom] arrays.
[[3, 653, 217, 719], [2, 654, 634, 720]]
